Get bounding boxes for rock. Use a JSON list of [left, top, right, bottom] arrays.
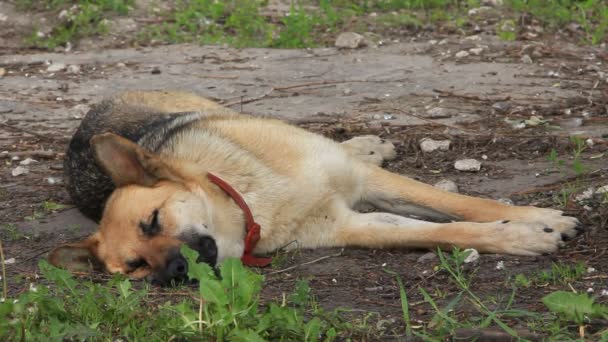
[[469, 47, 484, 55], [468, 6, 492, 16], [67, 64, 81, 74], [481, 0, 503, 5], [496, 261, 505, 270], [335, 32, 366, 49], [575, 187, 595, 202], [455, 50, 470, 59], [417, 252, 437, 263], [420, 138, 451, 152], [19, 158, 37, 166], [498, 198, 514, 205], [0, 13, 8, 22], [69, 104, 90, 119], [116, 62, 127, 68], [46, 177, 63, 185], [426, 107, 451, 118], [0, 67, 5, 77], [463, 249, 480, 263], [596, 185, 608, 194], [521, 54, 533, 64], [492, 101, 511, 113], [46, 62, 66, 73], [434, 179, 458, 193], [3, 257, 15, 265], [11, 166, 29, 176], [454, 159, 481, 171]]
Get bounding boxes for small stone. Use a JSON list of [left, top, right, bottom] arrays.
[[596, 185, 608, 194], [3, 258, 15, 265], [559, 117, 583, 128], [469, 47, 484, 55], [342, 88, 352, 95], [19, 158, 37, 166], [438, 39, 448, 45], [434, 179, 458, 193], [454, 159, 481, 172], [0, 13, 7, 22], [70, 104, 90, 119], [417, 252, 437, 263], [420, 138, 451, 152], [455, 50, 470, 59], [492, 102, 511, 113], [575, 187, 595, 202], [0, 67, 6, 77], [468, 6, 492, 16], [383, 113, 395, 120], [426, 107, 451, 118], [364, 286, 383, 291], [11, 166, 29, 176], [587, 267, 596, 273], [429, 39, 438, 45], [587, 288, 594, 293], [521, 54, 533, 64], [67, 64, 81, 74], [116, 62, 127, 68], [498, 198, 514, 205], [586, 138, 594, 147], [463, 249, 480, 263], [481, 0, 503, 5], [46, 177, 62, 185], [335, 32, 366, 49], [496, 261, 505, 270], [46, 63, 66, 73]]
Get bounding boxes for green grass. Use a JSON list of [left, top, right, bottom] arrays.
[[17, 0, 607, 49], [0, 246, 375, 341]]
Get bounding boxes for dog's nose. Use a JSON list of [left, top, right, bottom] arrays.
[[167, 255, 188, 278], [196, 236, 217, 265]]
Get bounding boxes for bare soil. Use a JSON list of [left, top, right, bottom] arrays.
[[1, 2, 608, 339]]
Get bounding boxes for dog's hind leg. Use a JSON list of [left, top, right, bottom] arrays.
[[332, 211, 565, 255], [358, 165, 580, 238]]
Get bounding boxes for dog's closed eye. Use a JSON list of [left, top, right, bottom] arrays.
[[139, 209, 161, 236], [126, 258, 148, 272]]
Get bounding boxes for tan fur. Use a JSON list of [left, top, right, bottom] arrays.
[[50, 91, 580, 280]]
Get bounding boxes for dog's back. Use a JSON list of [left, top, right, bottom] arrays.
[[64, 91, 238, 221]]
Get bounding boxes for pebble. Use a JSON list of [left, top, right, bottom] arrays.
[[498, 198, 514, 205], [496, 261, 505, 270], [11, 166, 29, 176], [19, 158, 37, 165], [420, 138, 451, 153], [417, 252, 437, 263], [335, 32, 366, 49], [454, 159, 481, 172], [468, 6, 492, 16], [596, 185, 608, 194], [469, 47, 484, 55], [434, 179, 458, 193], [0, 67, 5, 77], [426, 107, 451, 118], [3, 258, 15, 265], [492, 101, 511, 113], [463, 249, 480, 263], [575, 187, 595, 202], [521, 54, 533, 64], [46, 63, 66, 73], [67, 64, 81, 74], [455, 50, 470, 59]]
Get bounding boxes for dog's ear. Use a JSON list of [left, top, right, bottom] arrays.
[[48, 234, 104, 272], [90, 133, 181, 187]]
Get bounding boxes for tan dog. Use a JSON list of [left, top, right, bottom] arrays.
[[50, 91, 580, 285]]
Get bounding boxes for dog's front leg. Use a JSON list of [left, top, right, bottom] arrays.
[[333, 212, 566, 255], [359, 165, 580, 239]]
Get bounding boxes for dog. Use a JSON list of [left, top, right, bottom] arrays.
[[49, 90, 580, 285]]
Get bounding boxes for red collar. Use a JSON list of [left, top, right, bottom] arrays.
[[206, 173, 272, 267]]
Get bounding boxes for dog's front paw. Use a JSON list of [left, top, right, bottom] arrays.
[[341, 135, 397, 165], [511, 207, 581, 239], [484, 221, 566, 255]]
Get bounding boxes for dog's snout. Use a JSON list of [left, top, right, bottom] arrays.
[[168, 255, 188, 278]]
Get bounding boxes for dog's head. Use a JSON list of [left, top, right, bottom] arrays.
[[50, 133, 237, 285]]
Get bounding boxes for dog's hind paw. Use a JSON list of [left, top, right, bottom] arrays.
[[341, 135, 397, 166]]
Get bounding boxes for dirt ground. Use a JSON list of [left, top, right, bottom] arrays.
[[1, 1, 608, 339]]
